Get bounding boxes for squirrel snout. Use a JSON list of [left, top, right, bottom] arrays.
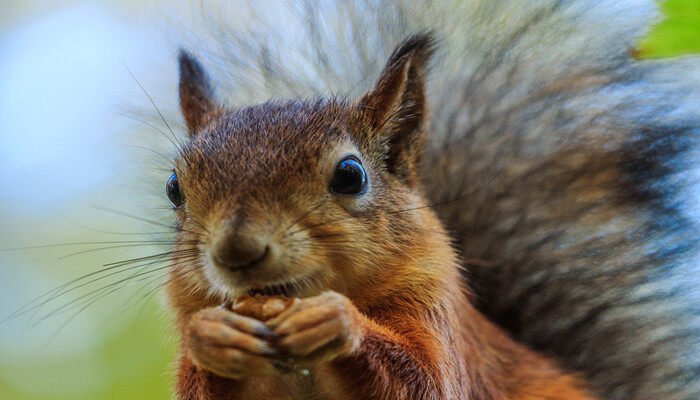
[[210, 233, 269, 272]]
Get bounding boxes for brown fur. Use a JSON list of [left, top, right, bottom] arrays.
[[163, 34, 598, 399]]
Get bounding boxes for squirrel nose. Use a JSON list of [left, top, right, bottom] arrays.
[[211, 233, 269, 272]]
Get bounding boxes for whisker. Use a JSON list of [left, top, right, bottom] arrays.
[[89, 257, 200, 313], [129, 264, 205, 309], [89, 204, 194, 234], [121, 270, 169, 308], [114, 143, 176, 169], [125, 65, 183, 151], [119, 257, 204, 312], [9, 250, 199, 323], [103, 248, 198, 267], [30, 254, 201, 328], [61, 251, 199, 298], [114, 113, 180, 158], [56, 241, 196, 260], [57, 210, 174, 236], [71, 260, 177, 323], [1, 240, 185, 252], [43, 262, 202, 345]]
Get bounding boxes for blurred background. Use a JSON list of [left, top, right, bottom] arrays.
[[0, 0, 698, 399]]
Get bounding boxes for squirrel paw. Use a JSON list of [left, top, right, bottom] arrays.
[[266, 291, 363, 365], [185, 307, 283, 379]]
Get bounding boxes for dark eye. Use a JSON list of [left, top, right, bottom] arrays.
[[166, 173, 184, 208], [330, 156, 367, 195]]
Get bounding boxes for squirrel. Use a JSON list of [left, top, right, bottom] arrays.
[[169, 35, 596, 399], [158, 1, 698, 399]]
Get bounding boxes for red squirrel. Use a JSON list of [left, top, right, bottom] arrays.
[[165, 34, 596, 399]]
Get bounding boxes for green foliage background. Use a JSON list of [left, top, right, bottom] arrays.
[[0, 1, 696, 399], [637, 0, 700, 58]]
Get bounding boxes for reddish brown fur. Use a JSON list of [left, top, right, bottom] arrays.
[[167, 34, 597, 399]]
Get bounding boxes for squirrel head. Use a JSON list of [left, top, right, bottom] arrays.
[[170, 34, 452, 302]]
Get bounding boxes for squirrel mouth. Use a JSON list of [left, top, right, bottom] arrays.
[[247, 280, 298, 297], [245, 271, 322, 298]]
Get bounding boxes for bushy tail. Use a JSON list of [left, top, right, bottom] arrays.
[[167, 1, 699, 398]]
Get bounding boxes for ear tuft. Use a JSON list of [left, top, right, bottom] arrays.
[[178, 49, 217, 136], [385, 32, 436, 75], [358, 32, 436, 185]]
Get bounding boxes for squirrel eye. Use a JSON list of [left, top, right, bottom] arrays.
[[330, 156, 367, 195], [166, 173, 184, 208]]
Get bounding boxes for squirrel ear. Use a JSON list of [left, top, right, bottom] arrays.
[[178, 50, 218, 136], [358, 33, 435, 185]]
